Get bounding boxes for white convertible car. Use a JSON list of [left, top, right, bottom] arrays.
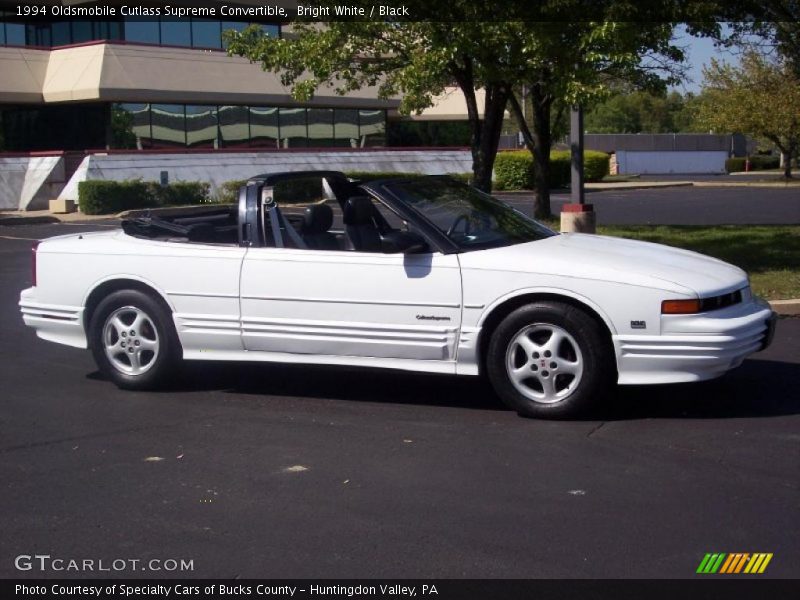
[[20, 171, 775, 418]]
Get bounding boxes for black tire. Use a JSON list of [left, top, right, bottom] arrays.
[[486, 301, 615, 419], [88, 289, 180, 390]]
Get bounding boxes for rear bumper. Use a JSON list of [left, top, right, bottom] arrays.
[[615, 298, 775, 385], [19, 287, 87, 349]]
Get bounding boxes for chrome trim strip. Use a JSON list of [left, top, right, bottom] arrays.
[[167, 291, 240, 299], [240, 295, 461, 309]]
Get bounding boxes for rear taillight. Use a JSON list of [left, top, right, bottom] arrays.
[[31, 241, 40, 286]]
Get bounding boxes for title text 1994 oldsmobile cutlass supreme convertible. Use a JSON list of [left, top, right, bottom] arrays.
[[20, 172, 776, 418]]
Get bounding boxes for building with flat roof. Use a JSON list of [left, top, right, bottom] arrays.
[[0, 15, 394, 152]]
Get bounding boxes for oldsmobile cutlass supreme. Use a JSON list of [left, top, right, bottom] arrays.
[[20, 172, 776, 418]]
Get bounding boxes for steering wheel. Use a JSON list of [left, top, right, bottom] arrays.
[[447, 214, 471, 237]]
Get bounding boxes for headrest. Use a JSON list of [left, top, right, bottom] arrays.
[[343, 196, 374, 225], [302, 203, 334, 234]]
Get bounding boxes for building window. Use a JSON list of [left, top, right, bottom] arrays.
[[307, 108, 335, 147], [1, 18, 277, 48], [334, 109, 359, 147], [219, 105, 250, 148], [71, 21, 95, 44], [112, 103, 150, 149], [124, 18, 159, 44], [191, 19, 221, 49], [186, 105, 218, 148], [150, 104, 186, 147], [5, 103, 386, 152], [5, 22, 25, 45], [249, 106, 279, 148], [26, 23, 50, 46], [359, 110, 386, 147], [279, 108, 308, 148], [0, 105, 105, 151], [51, 22, 71, 46], [159, 19, 191, 47], [96, 21, 124, 41]]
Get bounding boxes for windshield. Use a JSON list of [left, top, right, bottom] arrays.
[[379, 177, 557, 251]]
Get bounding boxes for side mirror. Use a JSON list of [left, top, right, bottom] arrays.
[[380, 230, 429, 254]]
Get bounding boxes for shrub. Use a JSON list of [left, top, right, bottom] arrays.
[[218, 180, 246, 204], [494, 150, 610, 190], [725, 157, 746, 173], [492, 153, 533, 191], [149, 181, 209, 206], [78, 180, 210, 215], [726, 155, 781, 173], [752, 155, 780, 170], [78, 180, 151, 215], [345, 171, 471, 184], [219, 172, 473, 206]]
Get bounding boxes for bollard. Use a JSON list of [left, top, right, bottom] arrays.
[[560, 203, 596, 233]]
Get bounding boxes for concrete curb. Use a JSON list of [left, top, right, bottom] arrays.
[[0, 215, 60, 226], [495, 181, 695, 195], [694, 181, 800, 188], [769, 300, 800, 316]]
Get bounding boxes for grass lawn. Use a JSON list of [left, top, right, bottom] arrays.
[[594, 225, 800, 301]]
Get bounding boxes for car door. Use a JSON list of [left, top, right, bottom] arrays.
[[239, 198, 462, 364]]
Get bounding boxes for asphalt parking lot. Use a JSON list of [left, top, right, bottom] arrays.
[[0, 217, 798, 579], [499, 185, 800, 225]]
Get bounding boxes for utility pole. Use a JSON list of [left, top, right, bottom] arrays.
[[570, 106, 585, 205], [561, 105, 596, 233]]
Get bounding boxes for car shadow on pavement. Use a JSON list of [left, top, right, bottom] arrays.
[[165, 361, 507, 412], [110, 356, 800, 419], [606, 358, 800, 420]]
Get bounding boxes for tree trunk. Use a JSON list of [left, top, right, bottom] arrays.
[[782, 150, 793, 178], [474, 84, 510, 192], [455, 75, 509, 192], [527, 86, 554, 220]]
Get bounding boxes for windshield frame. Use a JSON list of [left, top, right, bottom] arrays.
[[363, 176, 557, 253]]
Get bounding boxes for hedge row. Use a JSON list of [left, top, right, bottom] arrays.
[[78, 180, 210, 215], [725, 156, 781, 173], [217, 172, 473, 204], [493, 150, 610, 190]]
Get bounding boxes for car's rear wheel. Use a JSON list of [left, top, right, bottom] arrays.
[[486, 301, 615, 419], [89, 290, 179, 390]]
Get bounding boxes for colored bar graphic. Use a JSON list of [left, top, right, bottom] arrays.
[[697, 553, 713, 573], [733, 553, 749, 573], [710, 553, 726, 573], [719, 554, 736, 573], [699, 552, 773, 574], [758, 553, 773, 573]]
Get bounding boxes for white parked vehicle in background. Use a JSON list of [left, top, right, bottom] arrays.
[[20, 172, 776, 418]]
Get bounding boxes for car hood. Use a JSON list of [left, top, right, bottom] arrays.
[[459, 233, 748, 296]]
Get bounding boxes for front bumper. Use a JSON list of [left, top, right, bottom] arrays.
[[615, 298, 776, 385]]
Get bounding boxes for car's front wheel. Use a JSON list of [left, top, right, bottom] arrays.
[[486, 301, 615, 419], [89, 289, 180, 390]]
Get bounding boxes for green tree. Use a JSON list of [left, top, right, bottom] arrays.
[[506, 18, 687, 216], [585, 89, 701, 133], [225, 1, 688, 217], [697, 51, 800, 178], [723, 0, 800, 76], [226, 8, 516, 192]]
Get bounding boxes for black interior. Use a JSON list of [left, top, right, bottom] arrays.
[[343, 196, 383, 252], [300, 204, 339, 251]]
